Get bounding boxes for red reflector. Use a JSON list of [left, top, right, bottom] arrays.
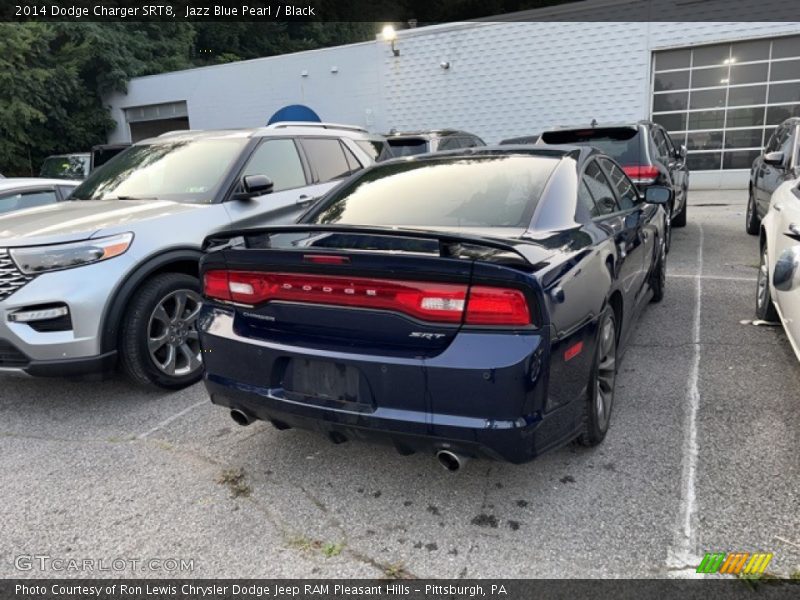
[[465, 286, 530, 326], [303, 254, 350, 265], [564, 341, 583, 362], [622, 165, 659, 181]]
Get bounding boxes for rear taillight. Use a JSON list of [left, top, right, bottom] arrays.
[[203, 270, 531, 326], [465, 286, 530, 325], [203, 271, 232, 301], [622, 165, 659, 183]]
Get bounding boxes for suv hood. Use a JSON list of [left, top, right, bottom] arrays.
[[0, 200, 207, 247]]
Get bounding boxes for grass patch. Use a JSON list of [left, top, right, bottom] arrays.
[[216, 467, 251, 498], [383, 562, 412, 579], [322, 542, 343, 558]]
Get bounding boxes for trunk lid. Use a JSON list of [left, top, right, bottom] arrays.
[[201, 226, 548, 359]]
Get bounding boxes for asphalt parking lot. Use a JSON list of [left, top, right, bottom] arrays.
[[1, 190, 798, 579]]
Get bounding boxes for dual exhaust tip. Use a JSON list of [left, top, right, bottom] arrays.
[[230, 409, 468, 472], [436, 449, 468, 472]]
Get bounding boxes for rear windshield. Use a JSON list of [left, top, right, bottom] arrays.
[[39, 155, 89, 180], [541, 127, 646, 165], [305, 156, 558, 228], [386, 138, 429, 157]]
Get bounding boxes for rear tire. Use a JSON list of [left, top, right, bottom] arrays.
[[577, 306, 617, 447], [672, 194, 687, 228], [120, 273, 204, 390], [745, 187, 760, 235], [756, 244, 778, 322]]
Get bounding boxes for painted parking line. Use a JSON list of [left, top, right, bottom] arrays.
[[667, 274, 756, 282], [667, 222, 704, 575], [135, 399, 208, 440]]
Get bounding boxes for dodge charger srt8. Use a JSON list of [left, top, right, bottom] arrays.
[[198, 147, 671, 466]]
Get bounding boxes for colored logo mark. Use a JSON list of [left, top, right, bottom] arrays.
[[696, 552, 774, 575]]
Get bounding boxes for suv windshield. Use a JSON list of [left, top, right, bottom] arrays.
[[541, 127, 646, 165], [306, 156, 557, 228], [386, 138, 429, 157], [40, 155, 89, 180], [70, 138, 248, 203]]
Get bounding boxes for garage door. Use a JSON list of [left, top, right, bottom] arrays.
[[125, 101, 190, 142], [651, 35, 800, 176]]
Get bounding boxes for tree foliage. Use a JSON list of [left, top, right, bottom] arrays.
[[0, 5, 566, 175], [0, 23, 196, 176]]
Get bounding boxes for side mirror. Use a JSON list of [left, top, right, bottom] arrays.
[[773, 246, 800, 291], [236, 174, 274, 200], [764, 151, 785, 167], [677, 144, 687, 160], [644, 185, 672, 205]]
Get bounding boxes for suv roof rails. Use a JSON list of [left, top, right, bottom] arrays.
[[265, 121, 369, 133]]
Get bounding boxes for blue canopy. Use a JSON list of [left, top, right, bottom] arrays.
[[267, 105, 321, 125]]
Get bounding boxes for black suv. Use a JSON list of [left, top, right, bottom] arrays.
[[539, 121, 689, 238], [385, 129, 485, 157], [746, 117, 799, 235]]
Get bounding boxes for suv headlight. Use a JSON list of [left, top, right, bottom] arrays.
[[9, 233, 134, 275]]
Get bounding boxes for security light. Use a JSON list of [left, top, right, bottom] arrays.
[[382, 25, 400, 56]]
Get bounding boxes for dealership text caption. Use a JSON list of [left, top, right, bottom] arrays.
[[13, 4, 317, 19]]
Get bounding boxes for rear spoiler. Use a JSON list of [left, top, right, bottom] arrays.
[[203, 225, 535, 265]]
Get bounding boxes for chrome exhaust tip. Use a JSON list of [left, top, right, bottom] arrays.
[[436, 449, 467, 472], [230, 408, 253, 427]]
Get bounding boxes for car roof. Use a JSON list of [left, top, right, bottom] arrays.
[[0, 178, 80, 191], [542, 120, 651, 133], [435, 144, 591, 160], [385, 129, 476, 138], [141, 123, 382, 145], [376, 144, 592, 167], [42, 153, 91, 159]]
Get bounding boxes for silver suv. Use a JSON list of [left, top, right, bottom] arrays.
[[0, 123, 383, 389]]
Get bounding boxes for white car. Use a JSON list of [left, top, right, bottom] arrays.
[[757, 179, 800, 361], [0, 178, 78, 216]]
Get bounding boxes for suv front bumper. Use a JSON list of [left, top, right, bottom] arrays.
[[0, 254, 136, 376]]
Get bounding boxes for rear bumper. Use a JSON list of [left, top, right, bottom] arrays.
[[206, 375, 581, 463], [200, 309, 583, 464]]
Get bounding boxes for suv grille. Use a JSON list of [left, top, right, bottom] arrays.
[[0, 249, 33, 302], [0, 339, 29, 367]]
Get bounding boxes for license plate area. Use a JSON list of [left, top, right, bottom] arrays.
[[282, 358, 365, 406]]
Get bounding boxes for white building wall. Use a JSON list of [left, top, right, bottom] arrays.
[[105, 41, 383, 143], [106, 19, 800, 188], [382, 21, 800, 144]]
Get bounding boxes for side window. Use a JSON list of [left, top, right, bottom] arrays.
[[340, 141, 363, 174], [0, 189, 57, 215], [242, 139, 306, 192], [766, 126, 785, 152], [599, 158, 639, 210], [461, 136, 481, 149], [301, 138, 351, 183], [652, 128, 670, 160], [584, 161, 619, 216], [577, 179, 600, 218], [437, 136, 462, 151], [779, 126, 796, 164], [662, 129, 677, 156], [57, 185, 75, 200], [355, 140, 392, 162]]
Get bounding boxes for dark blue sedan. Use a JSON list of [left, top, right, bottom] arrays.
[[198, 146, 670, 468]]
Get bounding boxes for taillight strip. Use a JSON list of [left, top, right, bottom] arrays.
[[203, 270, 531, 326]]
